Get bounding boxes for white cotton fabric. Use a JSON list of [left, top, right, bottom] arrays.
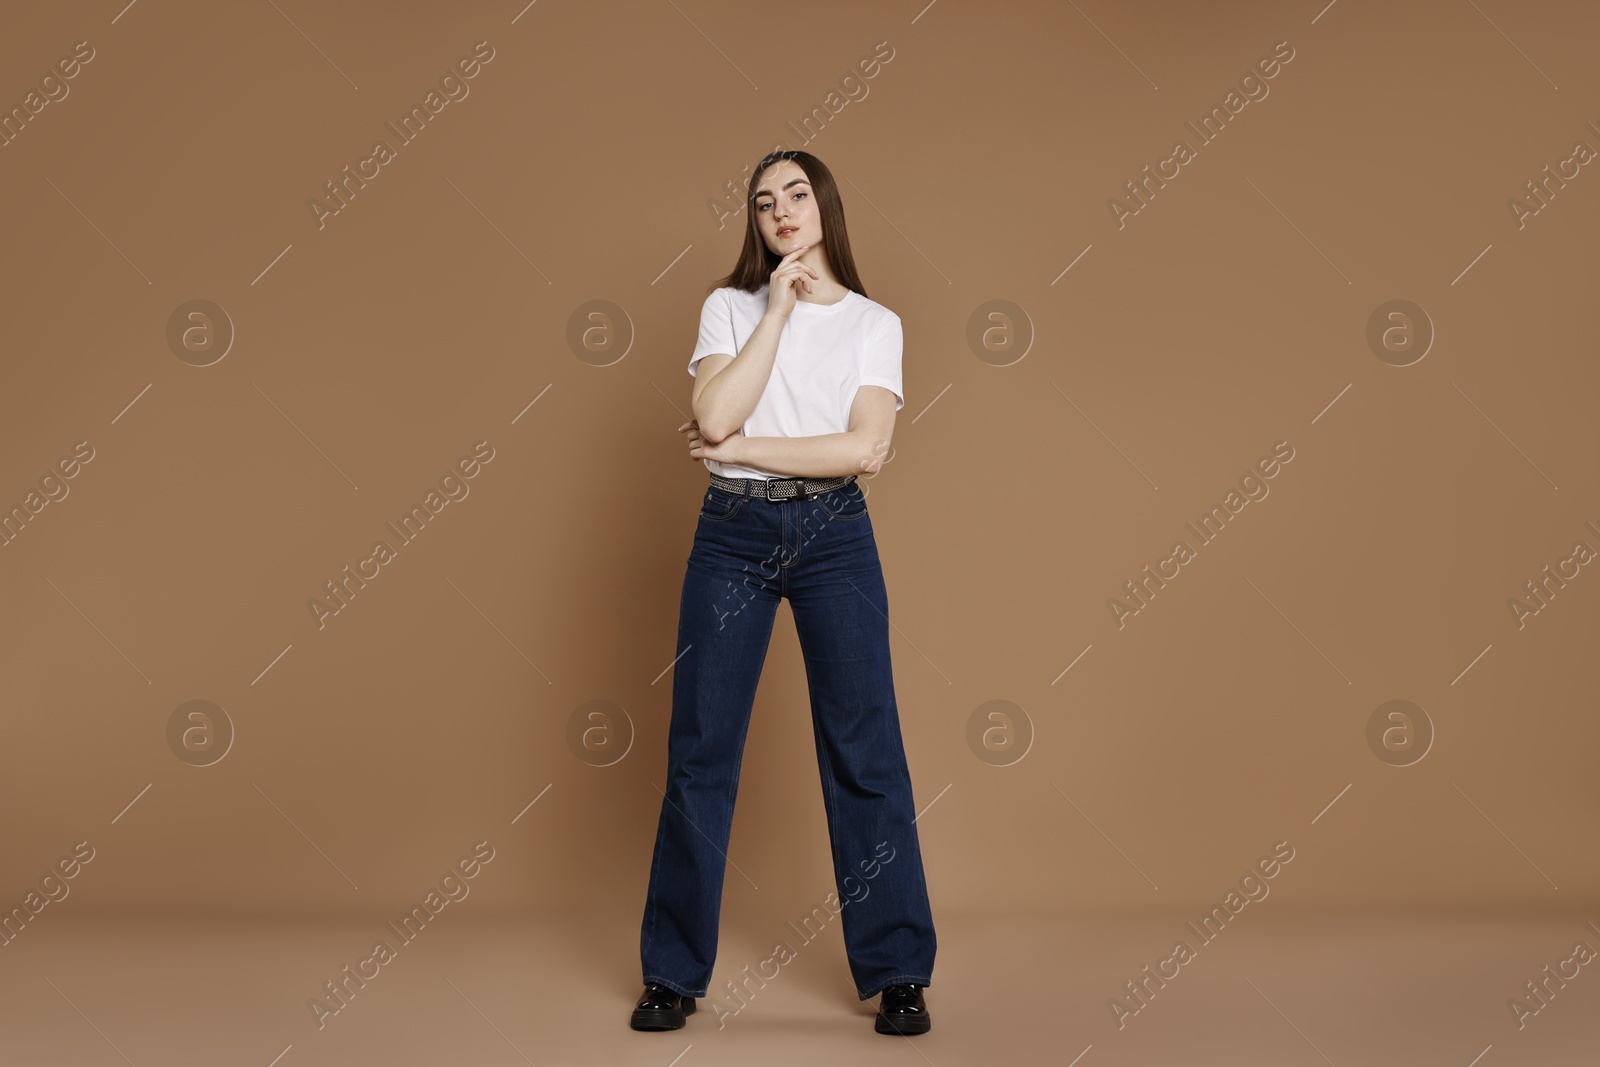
[[687, 283, 904, 480]]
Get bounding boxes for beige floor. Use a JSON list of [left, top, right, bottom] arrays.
[[3, 906, 1594, 1065]]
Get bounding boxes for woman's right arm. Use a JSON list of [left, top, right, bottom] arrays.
[[691, 311, 787, 444], [691, 245, 818, 444]]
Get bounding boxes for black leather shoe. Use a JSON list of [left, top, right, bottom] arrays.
[[630, 982, 697, 1031], [874, 982, 931, 1035]]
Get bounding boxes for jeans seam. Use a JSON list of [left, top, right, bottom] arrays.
[[779, 505, 791, 596], [640, 792, 667, 962], [897, 734, 937, 962], [640, 639, 686, 966], [727, 720, 751, 835], [722, 600, 774, 880], [812, 709, 842, 892]]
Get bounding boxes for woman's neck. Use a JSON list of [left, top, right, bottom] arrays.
[[795, 279, 849, 305]]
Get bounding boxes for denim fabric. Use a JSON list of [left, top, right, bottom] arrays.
[[640, 477, 937, 1002]]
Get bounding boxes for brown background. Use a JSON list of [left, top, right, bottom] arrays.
[[2, 0, 1596, 1063]]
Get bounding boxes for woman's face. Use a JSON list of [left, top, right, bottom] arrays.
[[753, 160, 821, 256]]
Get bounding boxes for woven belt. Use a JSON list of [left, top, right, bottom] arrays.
[[709, 472, 856, 502]]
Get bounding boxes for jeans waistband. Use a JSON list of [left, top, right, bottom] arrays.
[[709, 472, 857, 502]]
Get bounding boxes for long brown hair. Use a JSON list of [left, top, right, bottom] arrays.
[[710, 149, 869, 299]]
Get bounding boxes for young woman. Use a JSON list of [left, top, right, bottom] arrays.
[[631, 150, 937, 1037]]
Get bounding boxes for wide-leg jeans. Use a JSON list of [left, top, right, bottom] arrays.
[[639, 476, 937, 1002]]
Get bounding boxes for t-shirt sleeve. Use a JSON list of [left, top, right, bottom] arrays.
[[687, 289, 737, 378], [858, 313, 904, 411]]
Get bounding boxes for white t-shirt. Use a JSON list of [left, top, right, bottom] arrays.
[[687, 283, 904, 480]]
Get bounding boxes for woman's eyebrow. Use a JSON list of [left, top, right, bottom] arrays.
[[753, 178, 811, 200]]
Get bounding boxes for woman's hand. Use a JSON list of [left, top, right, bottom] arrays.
[[678, 419, 743, 465], [765, 244, 819, 320]]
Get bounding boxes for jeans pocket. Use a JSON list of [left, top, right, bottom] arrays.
[[817, 482, 869, 521], [699, 486, 745, 521]]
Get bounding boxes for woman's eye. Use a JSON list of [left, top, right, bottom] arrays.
[[793, 191, 807, 200]]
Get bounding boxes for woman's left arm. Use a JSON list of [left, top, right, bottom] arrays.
[[680, 385, 898, 478], [733, 430, 886, 479]]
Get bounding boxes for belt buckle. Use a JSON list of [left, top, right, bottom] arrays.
[[765, 478, 799, 502]]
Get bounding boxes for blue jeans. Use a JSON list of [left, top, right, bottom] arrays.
[[640, 476, 937, 1002]]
